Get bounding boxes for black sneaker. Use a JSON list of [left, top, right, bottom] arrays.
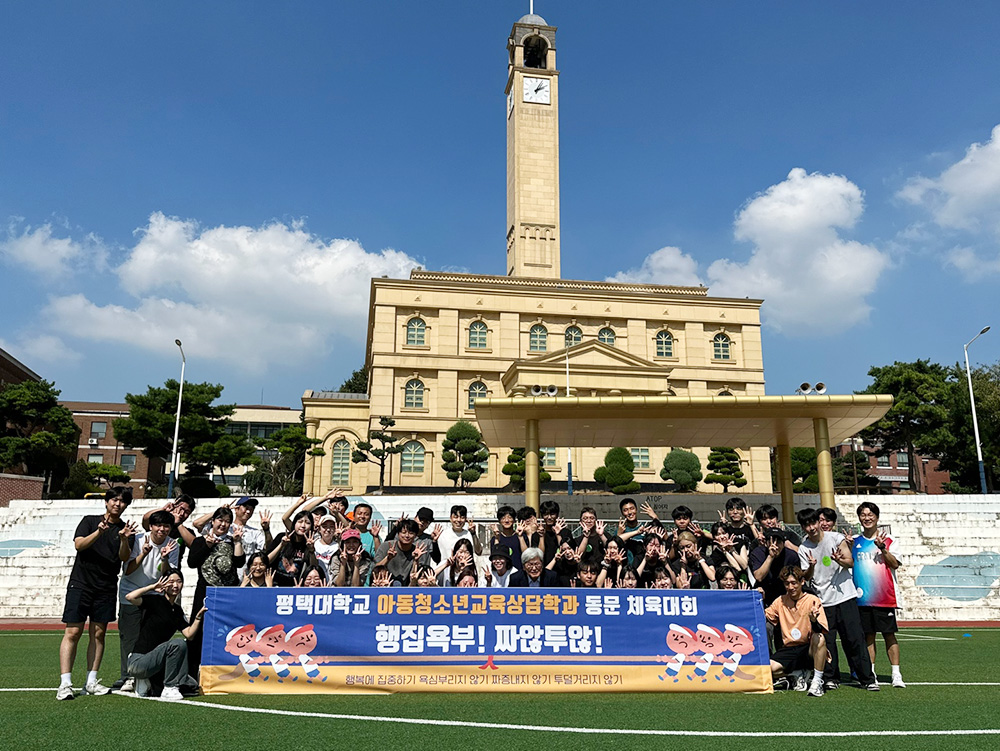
[[864, 682, 881, 692], [772, 677, 791, 691], [823, 679, 840, 691]]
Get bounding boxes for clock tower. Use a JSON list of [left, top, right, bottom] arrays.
[[506, 13, 560, 279]]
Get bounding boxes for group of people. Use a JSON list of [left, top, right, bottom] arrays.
[[57, 488, 904, 701]]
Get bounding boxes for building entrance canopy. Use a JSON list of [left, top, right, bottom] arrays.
[[475, 394, 893, 520]]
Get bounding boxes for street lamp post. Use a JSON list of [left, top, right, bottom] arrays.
[[166, 339, 186, 499], [963, 326, 991, 495]]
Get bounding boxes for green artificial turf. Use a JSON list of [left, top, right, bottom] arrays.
[[2, 628, 997, 751]]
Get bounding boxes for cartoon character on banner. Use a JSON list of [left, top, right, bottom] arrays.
[[658, 622, 757, 683], [219, 622, 325, 683]]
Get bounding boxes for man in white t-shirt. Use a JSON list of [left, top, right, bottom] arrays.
[[114, 510, 179, 691], [436, 504, 482, 584], [797, 507, 877, 692]]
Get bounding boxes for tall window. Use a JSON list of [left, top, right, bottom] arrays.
[[529, 324, 548, 352], [540, 447, 557, 467], [896, 452, 910, 468], [120, 454, 137, 473], [565, 326, 582, 347], [406, 317, 426, 346], [401, 441, 425, 473], [655, 331, 673, 357], [598, 327, 616, 345], [90, 421, 107, 440], [468, 381, 488, 409], [877, 455, 891, 468], [468, 320, 488, 349], [330, 439, 351, 486], [630, 448, 650, 469], [404, 379, 425, 408], [713, 333, 732, 360]]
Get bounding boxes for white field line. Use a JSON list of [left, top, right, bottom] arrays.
[[31, 691, 997, 738], [894, 634, 956, 641]]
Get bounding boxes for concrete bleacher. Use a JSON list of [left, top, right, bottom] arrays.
[[1, 494, 997, 621]]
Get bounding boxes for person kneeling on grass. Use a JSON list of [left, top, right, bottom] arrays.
[[764, 566, 828, 697], [125, 568, 205, 700]]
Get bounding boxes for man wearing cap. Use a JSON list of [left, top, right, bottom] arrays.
[[374, 519, 432, 586], [329, 529, 373, 587], [485, 542, 515, 588], [313, 513, 341, 580]]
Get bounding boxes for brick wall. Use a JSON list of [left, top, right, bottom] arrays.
[[0, 473, 45, 507]]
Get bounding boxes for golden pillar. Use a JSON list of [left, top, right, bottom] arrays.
[[304, 418, 320, 495], [813, 417, 835, 509], [776, 444, 795, 522], [525, 419, 540, 512]]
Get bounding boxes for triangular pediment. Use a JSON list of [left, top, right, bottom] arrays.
[[522, 340, 660, 369]]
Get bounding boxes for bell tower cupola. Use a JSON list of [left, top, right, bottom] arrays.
[[505, 10, 561, 279]]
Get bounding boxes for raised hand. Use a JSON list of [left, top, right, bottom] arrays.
[[231, 524, 245, 542], [874, 529, 888, 550], [259, 509, 272, 530], [386, 542, 397, 561], [153, 575, 169, 593], [370, 520, 383, 539], [161, 538, 178, 558], [413, 542, 429, 559], [482, 567, 492, 586], [431, 523, 443, 541], [689, 520, 704, 537], [805, 550, 817, 568], [304, 531, 315, 549], [618, 517, 627, 535], [718, 509, 727, 523], [141, 536, 152, 556], [467, 517, 477, 534], [841, 526, 855, 545], [553, 517, 567, 535], [640, 501, 659, 520], [595, 519, 606, 536], [767, 538, 783, 559], [120, 520, 139, 539], [676, 567, 690, 589], [265, 570, 274, 587], [372, 569, 392, 587]]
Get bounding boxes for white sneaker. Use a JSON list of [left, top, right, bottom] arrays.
[[159, 686, 184, 702], [134, 677, 151, 697], [83, 679, 111, 696], [119, 677, 135, 693], [807, 679, 825, 697], [891, 674, 906, 688], [793, 672, 809, 692], [56, 685, 76, 701]]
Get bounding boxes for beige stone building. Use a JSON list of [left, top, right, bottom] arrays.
[[302, 12, 771, 496]]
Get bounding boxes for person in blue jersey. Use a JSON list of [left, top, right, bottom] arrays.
[[852, 501, 905, 687]]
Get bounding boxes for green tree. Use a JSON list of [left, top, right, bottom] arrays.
[[57, 460, 101, 498], [113, 381, 241, 478], [859, 360, 955, 492], [936, 362, 1000, 493], [87, 463, 132, 488], [186, 432, 258, 486], [660, 448, 702, 491], [441, 421, 489, 489], [501, 447, 552, 492], [243, 423, 324, 496], [351, 416, 403, 493], [594, 447, 641, 494], [0, 379, 78, 477], [338, 366, 369, 394], [705, 446, 747, 493]]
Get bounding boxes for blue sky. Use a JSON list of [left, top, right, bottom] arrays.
[[3, 1, 999, 408]]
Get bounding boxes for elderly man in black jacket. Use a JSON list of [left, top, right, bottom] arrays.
[[509, 548, 560, 587]]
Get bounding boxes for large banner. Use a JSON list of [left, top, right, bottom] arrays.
[[200, 587, 772, 694]]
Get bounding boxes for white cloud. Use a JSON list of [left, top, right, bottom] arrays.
[[40, 213, 420, 371], [898, 124, 1000, 278], [0, 219, 104, 276], [0, 334, 81, 367], [606, 246, 704, 287], [607, 169, 889, 335]]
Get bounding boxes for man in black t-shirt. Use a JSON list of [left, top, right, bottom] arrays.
[[124, 569, 205, 700], [749, 530, 801, 605], [57, 488, 136, 701]]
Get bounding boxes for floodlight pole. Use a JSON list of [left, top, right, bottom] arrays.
[[166, 339, 186, 499], [964, 326, 991, 495]]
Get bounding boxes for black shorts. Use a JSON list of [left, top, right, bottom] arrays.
[[62, 584, 117, 625], [858, 606, 898, 634], [771, 644, 812, 672]]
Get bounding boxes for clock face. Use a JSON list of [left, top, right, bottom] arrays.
[[522, 76, 550, 104]]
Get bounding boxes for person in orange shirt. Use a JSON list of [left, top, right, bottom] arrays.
[[764, 566, 829, 697]]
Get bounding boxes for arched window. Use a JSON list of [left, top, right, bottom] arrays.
[[718, 389, 734, 396], [468, 381, 488, 409], [713, 333, 732, 360], [529, 324, 548, 352], [401, 441, 425, 473], [523, 35, 548, 69], [406, 317, 426, 346], [404, 379, 425, 408], [468, 320, 488, 349], [656, 331, 673, 357], [565, 326, 582, 347], [330, 439, 351, 486], [598, 327, 616, 346]]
